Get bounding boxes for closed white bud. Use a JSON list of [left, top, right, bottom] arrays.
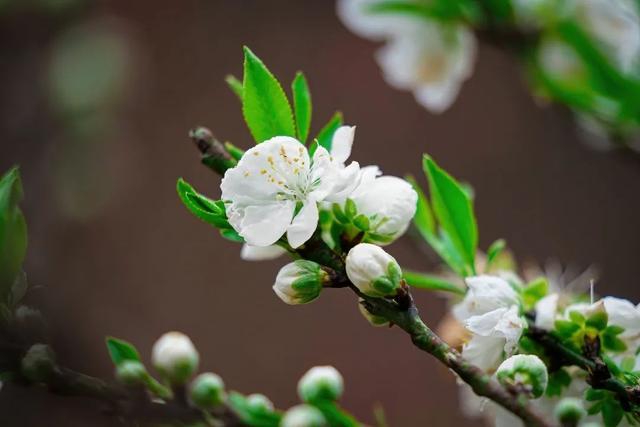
[[358, 299, 390, 327], [273, 260, 327, 305], [116, 360, 147, 386], [346, 243, 402, 297], [554, 397, 586, 424], [298, 366, 344, 403], [190, 372, 225, 408], [151, 332, 199, 384], [351, 176, 417, 245], [495, 355, 548, 398], [538, 38, 585, 83], [281, 404, 327, 427], [246, 393, 274, 412]]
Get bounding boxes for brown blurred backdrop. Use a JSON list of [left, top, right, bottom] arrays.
[[1, 1, 640, 426]]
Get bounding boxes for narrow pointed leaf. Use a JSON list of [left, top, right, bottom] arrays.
[[292, 71, 312, 143]]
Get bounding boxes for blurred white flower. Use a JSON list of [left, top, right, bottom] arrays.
[[345, 243, 402, 297], [298, 366, 344, 402], [281, 404, 327, 427], [240, 244, 287, 261], [350, 175, 417, 244], [151, 332, 199, 384], [221, 136, 357, 248], [570, 0, 640, 72], [337, 0, 476, 113], [453, 276, 525, 370], [535, 293, 559, 330], [602, 296, 640, 342]]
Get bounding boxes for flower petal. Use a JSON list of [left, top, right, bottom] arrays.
[[240, 244, 287, 261], [238, 201, 295, 247], [462, 335, 505, 371], [535, 293, 559, 331], [330, 126, 355, 164], [287, 201, 319, 248]]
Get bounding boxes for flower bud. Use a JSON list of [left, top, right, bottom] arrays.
[[351, 176, 417, 244], [190, 372, 226, 408], [281, 404, 327, 427], [272, 260, 327, 305], [358, 299, 390, 327], [554, 397, 586, 425], [21, 343, 56, 383], [345, 243, 402, 297], [495, 355, 548, 398], [246, 393, 274, 412], [151, 332, 199, 384], [116, 360, 147, 386], [298, 366, 344, 403]]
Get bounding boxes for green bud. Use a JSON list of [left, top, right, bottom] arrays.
[[116, 360, 147, 386], [496, 355, 548, 398], [298, 366, 343, 403], [554, 397, 586, 425], [246, 393, 274, 412], [281, 404, 327, 427], [151, 332, 199, 384], [358, 299, 390, 327], [272, 261, 327, 305], [21, 344, 56, 383], [190, 372, 226, 408]]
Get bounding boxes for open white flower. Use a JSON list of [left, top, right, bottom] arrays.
[[453, 276, 524, 370], [221, 136, 354, 249], [602, 296, 640, 342], [338, 0, 476, 113]]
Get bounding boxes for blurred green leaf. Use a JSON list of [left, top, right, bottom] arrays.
[[422, 155, 477, 275], [0, 167, 27, 302], [312, 400, 360, 427], [601, 398, 623, 427], [546, 368, 572, 397], [226, 74, 243, 101], [228, 392, 282, 427], [313, 111, 343, 154], [242, 47, 295, 143], [585, 310, 608, 331], [106, 337, 141, 366], [403, 270, 464, 295], [522, 277, 548, 308], [366, 0, 468, 21], [292, 71, 312, 143], [554, 320, 580, 338], [486, 239, 506, 266]]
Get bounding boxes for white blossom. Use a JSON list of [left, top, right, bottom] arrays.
[[151, 332, 199, 383], [240, 244, 287, 261], [337, 0, 476, 113], [281, 404, 327, 427], [350, 175, 417, 244], [453, 276, 525, 371], [345, 243, 401, 297], [221, 136, 357, 248], [602, 296, 640, 342]]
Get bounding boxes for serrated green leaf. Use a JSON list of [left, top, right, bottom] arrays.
[[403, 270, 464, 295], [422, 155, 477, 275], [313, 111, 343, 154], [106, 337, 141, 366], [242, 47, 295, 143], [225, 74, 243, 101], [292, 71, 312, 143]]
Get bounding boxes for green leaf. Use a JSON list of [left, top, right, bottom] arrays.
[[620, 356, 636, 372], [353, 214, 370, 231], [486, 239, 506, 266], [312, 401, 360, 427], [225, 74, 243, 101], [585, 388, 606, 401], [228, 392, 282, 427], [0, 166, 27, 302], [604, 325, 625, 336], [403, 270, 465, 295], [554, 320, 581, 338], [568, 310, 586, 325], [220, 228, 244, 243], [242, 47, 295, 143], [546, 368, 572, 397], [586, 311, 608, 331], [313, 111, 343, 154], [602, 399, 624, 427], [176, 178, 230, 229], [344, 199, 357, 219], [522, 277, 549, 308], [332, 203, 349, 224], [422, 155, 478, 275], [602, 333, 628, 353], [291, 71, 312, 143], [106, 337, 141, 366]]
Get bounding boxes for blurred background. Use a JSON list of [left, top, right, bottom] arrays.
[[1, 0, 640, 425]]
